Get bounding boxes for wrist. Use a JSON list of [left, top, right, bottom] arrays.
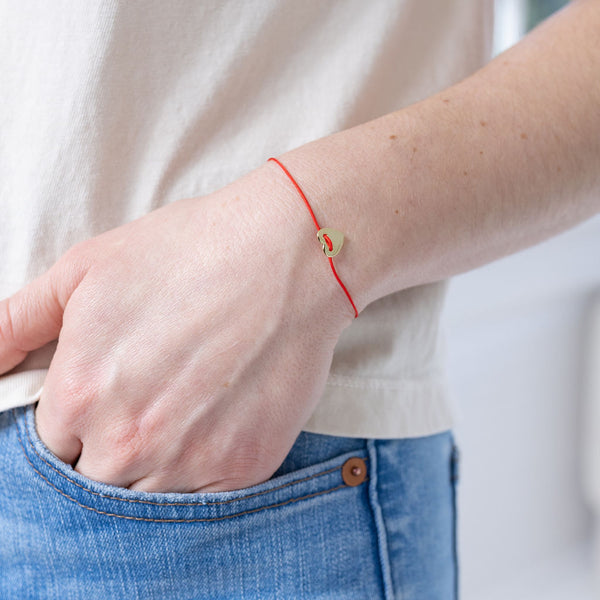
[[231, 161, 357, 334], [274, 119, 415, 313]]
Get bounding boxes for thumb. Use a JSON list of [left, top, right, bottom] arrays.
[[0, 245, 91, 374]]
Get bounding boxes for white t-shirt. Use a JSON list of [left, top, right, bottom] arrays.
[[0, 1, 493, 438]]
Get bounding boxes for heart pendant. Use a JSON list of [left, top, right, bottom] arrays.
[[317, 228, 344, 257]]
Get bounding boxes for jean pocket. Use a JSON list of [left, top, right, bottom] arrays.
[[14, 403, 370, 523]]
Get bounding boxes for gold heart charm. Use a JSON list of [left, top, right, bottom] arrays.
[[317, 228, 344, 257]]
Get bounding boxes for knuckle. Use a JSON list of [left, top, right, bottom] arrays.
[[104, 419, 147, 469], [79, 461, 128, 488], [55, 242, 94, 296], [48, 375, 98, 427], [224, 442, 278, 487], [61, 239, 93, 266], [0, 295, 20, 348], [0, 293, 47, 356]]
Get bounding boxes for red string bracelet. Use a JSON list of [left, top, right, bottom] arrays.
[[267, 157, 359, 319]]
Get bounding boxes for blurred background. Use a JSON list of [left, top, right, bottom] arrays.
[[442, 1, 600, 598]]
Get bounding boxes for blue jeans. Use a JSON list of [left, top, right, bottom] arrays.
[[0, 404, 460, 599]]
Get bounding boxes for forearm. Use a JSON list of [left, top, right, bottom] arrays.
[[272, 0, 600, 316]]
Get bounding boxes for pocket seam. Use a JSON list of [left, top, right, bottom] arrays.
[[450, 440, 460, 599], [15, 408, 369, 520], [20, 443, 356, 522]]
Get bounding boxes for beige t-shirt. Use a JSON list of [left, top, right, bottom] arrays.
[[0, 0, 493, 438]]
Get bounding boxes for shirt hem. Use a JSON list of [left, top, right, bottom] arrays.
[[301, 376, 455, 439], [0, 370, 455, 440]]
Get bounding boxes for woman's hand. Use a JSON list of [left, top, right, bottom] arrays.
[[0, 162, 354, 493]]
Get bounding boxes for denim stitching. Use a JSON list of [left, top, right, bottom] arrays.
[[365, 439, 395, 600], [14, 407, 369, 519], [450, 440, 461, 599], [20, 442, 356, 522], [17, 407, 368, 506]]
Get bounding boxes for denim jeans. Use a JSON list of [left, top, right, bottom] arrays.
[[0, 403, 460, 599]]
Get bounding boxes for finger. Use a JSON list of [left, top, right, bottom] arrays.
[[127, 476, 171, 493], [0, 248, 90, 374], [127, 472, 199, 494], [35, 396, 83, 467], [73, 445, 148, 490]]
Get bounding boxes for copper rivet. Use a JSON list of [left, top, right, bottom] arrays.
[[342, 457, 367, 487]]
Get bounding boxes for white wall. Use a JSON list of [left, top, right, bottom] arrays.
[[441, 214, 600, 598]]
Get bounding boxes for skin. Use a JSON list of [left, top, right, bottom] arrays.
[[0, 0, 599, 493]]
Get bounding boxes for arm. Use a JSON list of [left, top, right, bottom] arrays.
[[272, 0, 600, 319], [1, 0, 598, 493]]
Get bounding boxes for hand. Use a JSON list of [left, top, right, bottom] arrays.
[[0, 163, 353, 493]]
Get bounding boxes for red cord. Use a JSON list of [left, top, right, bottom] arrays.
[[267, 157, 359, 319]]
